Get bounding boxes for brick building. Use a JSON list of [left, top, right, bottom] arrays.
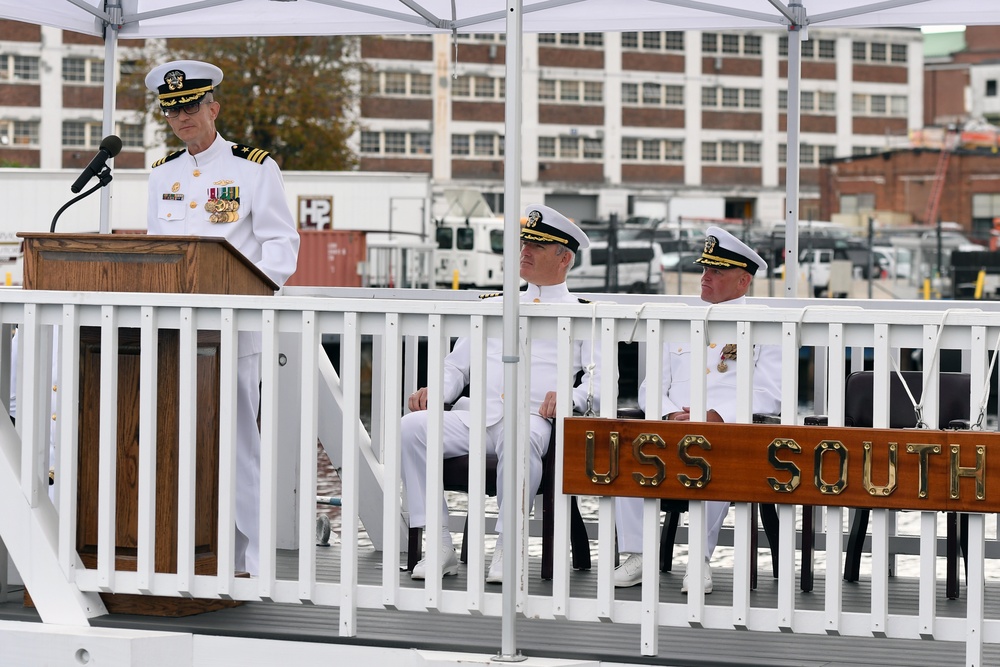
[[0, 19, 147, 170], [2, 18, 926, 224], [819, 148, 1000, 244]]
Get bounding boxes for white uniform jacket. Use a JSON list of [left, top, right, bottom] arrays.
[[442, 282, 602, 424], [638, 296, 781, 421], [147, 132, 300, 288]]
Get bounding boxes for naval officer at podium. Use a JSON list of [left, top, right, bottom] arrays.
[[145, 59, 300, 576]]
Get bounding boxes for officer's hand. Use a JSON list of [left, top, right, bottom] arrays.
[[539, 391, 557, 419], [668, 408, 691, 421], [706, 409, 724, 422], [408, 387, 428, 412]]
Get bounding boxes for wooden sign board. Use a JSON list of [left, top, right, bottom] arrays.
[[563, 417, 997, 513]]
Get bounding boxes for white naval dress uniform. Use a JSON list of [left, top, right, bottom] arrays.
[[615, 296, 782, 556], [147, 132, 300, 575], [400, 281, 601, 543]]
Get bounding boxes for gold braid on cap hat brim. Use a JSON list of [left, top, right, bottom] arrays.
[[159, 85, 214, 106], [521, 229, 570, 246], [697, 254, 748, 269]]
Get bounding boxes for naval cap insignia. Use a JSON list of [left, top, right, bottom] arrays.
[[164, 69, 185, 91], [704, 235, 718, 254], [526, 210, 541, 228]]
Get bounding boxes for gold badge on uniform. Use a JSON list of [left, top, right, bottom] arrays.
[[717, 343, 737, 373], [171, 182, 181, 193]]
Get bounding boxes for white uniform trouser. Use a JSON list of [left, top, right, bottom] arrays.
[[615, 496, 729, 557], [400, 408, 552, 542], [234, 353, 262, 576]]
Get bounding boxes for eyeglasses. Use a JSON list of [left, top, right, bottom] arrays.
[[162, 101, 206, 119]]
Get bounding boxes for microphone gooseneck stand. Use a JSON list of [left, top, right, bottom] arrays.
[[50, 166, 113, 233]]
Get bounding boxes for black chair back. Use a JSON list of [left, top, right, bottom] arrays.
[[843, 370, 969, 430]]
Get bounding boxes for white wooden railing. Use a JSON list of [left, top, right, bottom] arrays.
[[1, 286, 1000, 665]]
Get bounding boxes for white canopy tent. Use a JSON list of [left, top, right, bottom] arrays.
[[2, 0, 996, 657]]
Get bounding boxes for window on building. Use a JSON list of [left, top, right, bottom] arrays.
[[452, 134, 470, 156], [384, 131, 407, 154], [360, 131, 380, 153], [621, 138, 638, 160], [722, 34, 740, 54], [801, 40, 814, 59], [870, 43, 887, 62], [583, 138, 603, 159], [800, 143, 815, 165], [664, 32, 684, 51], [538, 79, 556, 100], [117, 124, 144, 149], [744, 35, 761, 55], [452, 75, 471, 97], [840, 193, 875, 214], [778, 89, 788, 110], [5, 120, 40, 145], [721, 141, 740, 162], [559, 135, 580, 159], [852, 94, 867, 114], [818, 39, 836, 59], [384, 72, 407, 95], [63, 57, 87, 82], [702, 32, 718, 53], [583, 81, 603, 103], [61, 120, 102, 148], [643, 31, 661, 50], [818, 145, 836, 162], [621, 32, 638, 49], [972, 193, 1000, 236], [474, 77, 494, 98], [473, 134, 496, 157], [538, 136, 556, 158], [665, 139, 683, 161], [722, 88, 740, 108], [538, 33, 556, 44], [870, 94, 886, 114], [891, 43, 907, 63], [621, 82, 638, 104], [701, 142, 718, 162], [9, 55, 40, 81], [560, 80, 580, 102], [852, 41, 867, 62], [702, 86, 717, 107], [643, 82, 661, 105], [641, 140, 661, 161], [62, 121, 87, 147], [410, 132, 431, 155], [818, 91, 836, 112], [800, 90, 814, 111], [583, 33, 603, 47], [560, 33, 580, 46], [411, 73, 432, 96], [988, 80, 998, 97], [743, 88, 761, 109], [890, 95, 907, 116], [743, 142, 760, 163], [664, 85, 683, 105]]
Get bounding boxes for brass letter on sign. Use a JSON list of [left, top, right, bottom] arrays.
[[950, 444, 986, 500], [814, 440, 848, 495], [632, 433, 667, 487], [767, 438, 801, 493], [585, 430, 619, 484], [862, 441, 897, 498], [905, 443, 941, 499], [677, 434, 711, 489]]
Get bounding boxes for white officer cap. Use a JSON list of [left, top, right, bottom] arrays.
[[520, 204, 590, 253], [145, 60, 223, 111], [695, 225, 767, 275]]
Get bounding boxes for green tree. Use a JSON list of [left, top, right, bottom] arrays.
[[126, 36, 363, 171]]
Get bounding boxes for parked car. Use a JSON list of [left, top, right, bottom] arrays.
[[776, 247, 855, 297]]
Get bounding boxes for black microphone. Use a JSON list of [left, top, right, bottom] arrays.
[[70, 135, 123, 193]]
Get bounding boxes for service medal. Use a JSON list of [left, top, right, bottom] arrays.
[[717, 360, 728, 373]]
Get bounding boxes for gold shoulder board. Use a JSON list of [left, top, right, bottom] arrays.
[[577, 297, 592, 304], [151, 149, 186, 169], [231, 144, 270, 164], [479, 292, 502, 300]]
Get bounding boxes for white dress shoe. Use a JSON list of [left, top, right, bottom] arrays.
[[411, 545, 459, 580], [681, 560, 713, 594], [613, 553, 643, 588], [486, 544, 503, 584]]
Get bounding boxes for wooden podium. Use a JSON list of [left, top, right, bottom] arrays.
[[19, 233, 277, 615]]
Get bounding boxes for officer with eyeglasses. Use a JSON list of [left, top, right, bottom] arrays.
[[144, 60, 300, 577]]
